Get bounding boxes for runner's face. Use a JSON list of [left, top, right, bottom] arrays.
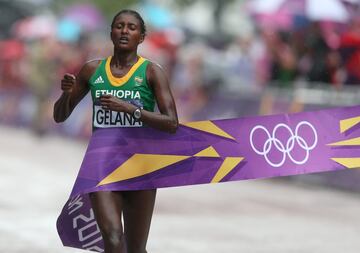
[[111, 13, 144, 51]]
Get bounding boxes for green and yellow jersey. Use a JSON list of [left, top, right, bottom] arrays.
[[89, 56, 155, 128]]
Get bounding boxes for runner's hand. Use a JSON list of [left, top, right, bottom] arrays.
[[100, 95, 133, 113], [61, 73, 76, 94]]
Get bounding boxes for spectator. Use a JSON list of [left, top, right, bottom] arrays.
[[339, 18, 360, 85], [263, 30, 298, 88], [303, 22, 332, 84]]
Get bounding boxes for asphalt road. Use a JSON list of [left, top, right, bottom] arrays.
[[0, 126, 359, 253]]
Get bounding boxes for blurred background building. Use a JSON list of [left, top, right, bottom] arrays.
[[1, 0, 360, 190]]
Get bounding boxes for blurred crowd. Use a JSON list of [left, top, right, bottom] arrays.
[[1, 1, 360, 137], [259, 19, 360, 88]]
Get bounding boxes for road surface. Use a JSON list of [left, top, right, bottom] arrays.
[[0, 126, 359, 253]]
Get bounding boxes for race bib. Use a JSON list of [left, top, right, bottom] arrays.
[[93, 105, 142, 128]]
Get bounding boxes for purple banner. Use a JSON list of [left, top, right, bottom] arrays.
[[57, 105, 360, 252]]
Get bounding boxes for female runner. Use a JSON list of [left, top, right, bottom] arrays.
[[54, 9, 178, 253]]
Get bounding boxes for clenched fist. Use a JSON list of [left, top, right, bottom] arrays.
[[61, 73, 76, 94]]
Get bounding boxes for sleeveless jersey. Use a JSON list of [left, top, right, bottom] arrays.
[[89, 56, 155, 128]]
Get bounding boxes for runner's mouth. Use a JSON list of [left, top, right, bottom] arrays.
[[119, 37, 129, 44]]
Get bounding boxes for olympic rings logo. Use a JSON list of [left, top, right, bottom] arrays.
[[249, 121, 318, 168]]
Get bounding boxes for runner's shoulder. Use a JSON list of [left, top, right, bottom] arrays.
[[83, 59, 103, 72], [79, 59, 103, 81], [145, 60, 167, 85]]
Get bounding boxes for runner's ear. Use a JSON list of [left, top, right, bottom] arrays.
[[139, 34, 145, 44]]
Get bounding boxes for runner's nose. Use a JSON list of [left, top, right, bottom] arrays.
[[121, 25, 129, 35]]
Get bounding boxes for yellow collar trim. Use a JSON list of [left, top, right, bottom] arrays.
[[105, 56, 145, 87]]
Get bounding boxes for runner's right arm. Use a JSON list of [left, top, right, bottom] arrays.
[[53, 60, 99, 123]]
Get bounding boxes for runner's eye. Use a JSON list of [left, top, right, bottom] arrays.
[[129, 24, 137, 30], [115, 23, 123, 29]]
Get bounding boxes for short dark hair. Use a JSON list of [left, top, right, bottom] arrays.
[[111, 9, 147, 37]]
